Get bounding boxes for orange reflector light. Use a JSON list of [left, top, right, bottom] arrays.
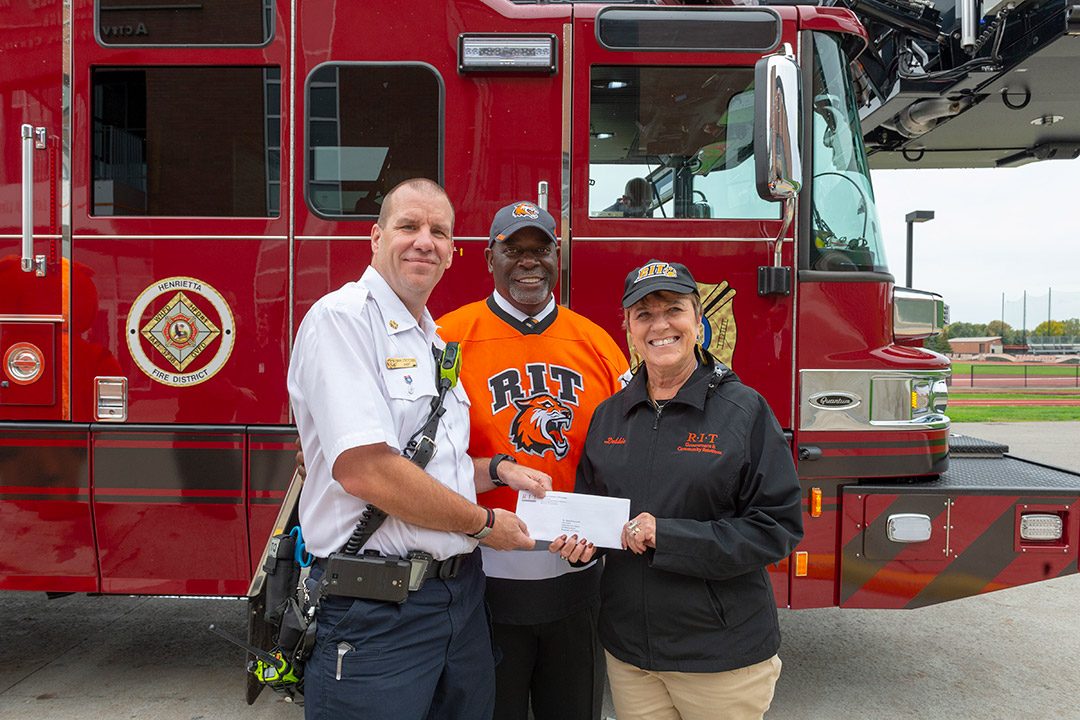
[[810, 487, 822, 518], [795, 551, 808, 577]]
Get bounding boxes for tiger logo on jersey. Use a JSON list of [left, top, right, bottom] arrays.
[[509, 393, 573, 459]]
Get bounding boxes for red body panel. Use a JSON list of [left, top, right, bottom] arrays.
[[91, 429, 249, 595], [0, 427, 96, 591]]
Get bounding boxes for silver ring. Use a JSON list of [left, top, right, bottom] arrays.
[[631, 526, 641, 536], [626, 520, 639, 533]]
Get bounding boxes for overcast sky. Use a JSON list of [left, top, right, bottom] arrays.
[[871, 159, 1080, 328]]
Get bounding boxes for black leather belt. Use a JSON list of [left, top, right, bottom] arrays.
[[315, 552, 468, 582], [422, 552, 468, 580]]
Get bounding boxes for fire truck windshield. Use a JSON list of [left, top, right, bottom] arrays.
[[588, 65, 777, 221], [809, 33, 888, 274]]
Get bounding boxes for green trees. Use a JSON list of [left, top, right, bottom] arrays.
[[985, 320, 1019, 345], [1033, 320, 1066, 336], [902, 317, 1078, 354], [933, 317, 1079, 351]]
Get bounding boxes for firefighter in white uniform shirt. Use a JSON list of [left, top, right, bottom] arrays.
[[287, 178, 550, 720]]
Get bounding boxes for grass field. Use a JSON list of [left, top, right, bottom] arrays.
[[950, 391, 1080, 399], [948, 406, 1080, 422], [951, 362, 1080, 377]]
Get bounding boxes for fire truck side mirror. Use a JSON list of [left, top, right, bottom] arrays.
[[754, 49, 802, 202]]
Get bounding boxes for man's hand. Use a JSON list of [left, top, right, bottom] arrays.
[[479, 508, 536, 551], [295, 437, 306, 479], [498, 462, 552, 498], [472, 456, 552, 496]]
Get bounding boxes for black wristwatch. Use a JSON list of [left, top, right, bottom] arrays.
[[489, 453, 516, 487]]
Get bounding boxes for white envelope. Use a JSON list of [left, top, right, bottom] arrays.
[[516, 491, 630, 550]]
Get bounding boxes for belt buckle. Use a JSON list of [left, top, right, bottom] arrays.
[[414, 435, 438, 462], [407, 550, 433, 592]]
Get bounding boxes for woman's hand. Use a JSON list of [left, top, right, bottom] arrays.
[[623, 513, 656, 554], [549, 534, 596, 564]]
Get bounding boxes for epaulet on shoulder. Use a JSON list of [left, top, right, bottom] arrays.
[[314, 282, 373, 317]]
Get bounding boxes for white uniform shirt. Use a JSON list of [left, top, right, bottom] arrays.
[[288, 266, 477, 560]]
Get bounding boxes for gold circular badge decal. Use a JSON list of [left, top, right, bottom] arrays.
[[126, 277, 235, 387]]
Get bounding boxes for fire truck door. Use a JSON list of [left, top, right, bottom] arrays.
[[291, 1, 571, 321], [68, 3, 293, 595], [568, 7, 797, 429], [0, 5, 96, 594], [1, 6, 65, 421]]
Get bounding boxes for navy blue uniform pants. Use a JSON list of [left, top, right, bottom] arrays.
[[304, 550, 494, 720]]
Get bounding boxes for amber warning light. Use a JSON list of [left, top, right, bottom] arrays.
[[795, 551, 808, 577], [458, 34, 557, 74], [810, 487, 822, 518]]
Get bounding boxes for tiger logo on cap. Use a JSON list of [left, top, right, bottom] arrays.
[[512, 203, 540, 219]]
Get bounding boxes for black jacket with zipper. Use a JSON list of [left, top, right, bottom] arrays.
[[576, 351, 803, 672]]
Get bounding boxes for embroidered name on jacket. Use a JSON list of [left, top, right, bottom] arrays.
[[678, 432, 723, 455], [488, 364, 584, 460]]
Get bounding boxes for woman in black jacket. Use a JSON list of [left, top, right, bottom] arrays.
[[551, 260, 803, 720]]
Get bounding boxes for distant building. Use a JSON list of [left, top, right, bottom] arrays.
[[947, 336, 1003, 355]]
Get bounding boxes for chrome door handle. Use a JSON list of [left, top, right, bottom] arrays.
[[537, 181, 549, 212], [21, 124, 47, 277]]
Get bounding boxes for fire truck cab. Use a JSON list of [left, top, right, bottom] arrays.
[[2, 0, 1078, 610]]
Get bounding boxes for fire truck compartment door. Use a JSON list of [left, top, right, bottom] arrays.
[[840, 456, 1080, 609], [0, 322, 58, 407]]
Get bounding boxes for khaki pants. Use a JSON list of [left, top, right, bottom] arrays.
[[605, 651, 782, 720]]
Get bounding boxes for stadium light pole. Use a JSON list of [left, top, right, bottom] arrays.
[[905, 210, 935, 288]]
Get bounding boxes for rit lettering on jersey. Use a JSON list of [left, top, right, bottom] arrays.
[[488, 364, 584, 460]]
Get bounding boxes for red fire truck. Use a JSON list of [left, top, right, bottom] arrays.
[[3, 0, 1078, 615]]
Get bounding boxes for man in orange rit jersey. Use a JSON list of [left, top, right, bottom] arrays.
[[438, 201, 628, 720]]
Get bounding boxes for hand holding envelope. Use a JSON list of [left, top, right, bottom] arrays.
[[515, 491, 630, 549]]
